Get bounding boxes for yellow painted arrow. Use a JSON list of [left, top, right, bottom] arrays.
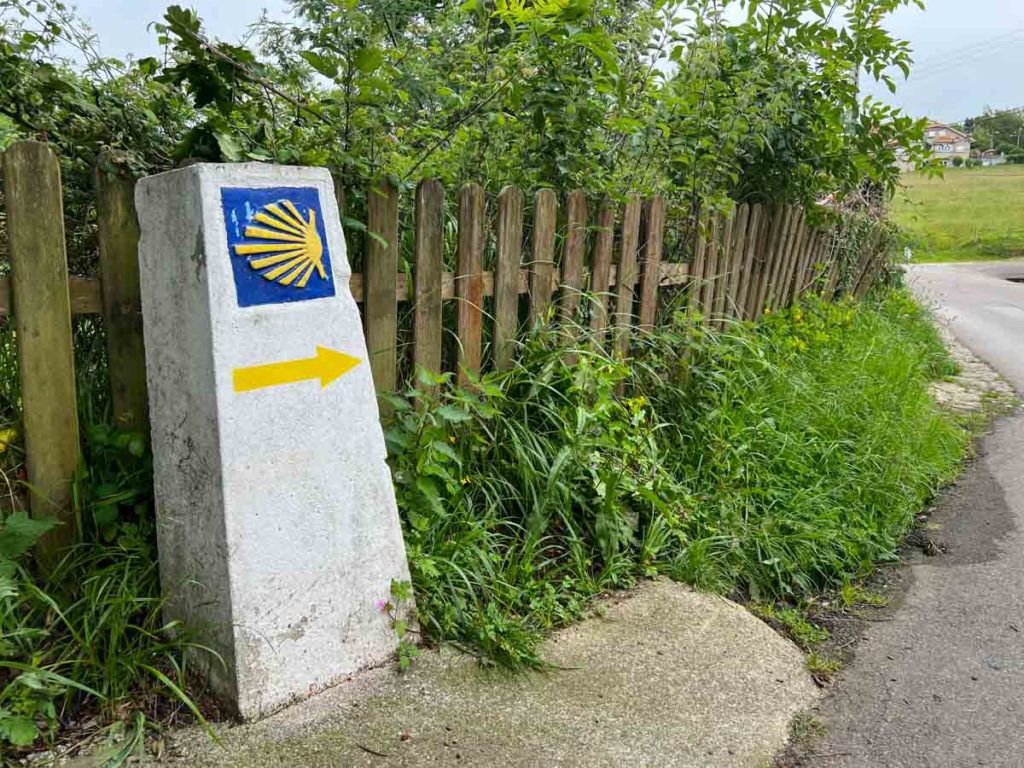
[[233, 345, 362, 393]]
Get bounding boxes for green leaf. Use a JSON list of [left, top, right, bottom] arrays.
[[215, 132, 243, 162], [415, 476, 445, 517], [298, 50, 338, 79], [436, 405, 472, 423], [93, 504, 119, 529], [0, 714, 39, 747], [353, 47, 384, 74], [0, 512, 56, 559], [128, 434, 147, 458], [431, 440, 460, 462], [0, 662, 102, 698]]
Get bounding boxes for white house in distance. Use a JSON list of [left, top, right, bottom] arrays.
[[923, 121, 971, 166]]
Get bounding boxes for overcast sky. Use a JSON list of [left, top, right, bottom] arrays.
[[74, 0, 1024, 124]]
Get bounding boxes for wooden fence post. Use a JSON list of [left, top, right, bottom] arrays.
[[456, 183, 485, 386], [3, 141, 79, 560], [494, 186, 524, 371], [95, 150, 148, 433], [588, 199, 616, 338], [613, 196, 642, 357], [558, 191, 588, 324], [529, 189, 558, 326], [365, 178, 399, 398], [638, 196, 665, 330], [413, 179, 444, 378]]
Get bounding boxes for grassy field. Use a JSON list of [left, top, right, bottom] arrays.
[[892, 165, 1024, 263]]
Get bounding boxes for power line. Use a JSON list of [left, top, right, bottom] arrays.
[[906, 28, 1024, 82], [909, 26, 1024, 72]]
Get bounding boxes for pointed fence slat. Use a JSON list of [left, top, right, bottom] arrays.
[[688, 222, 708, 316], [365, 178, 400, 394], [637, 195, 665, 330], [95, 150, 148, 433], [588, 200, 616, 337], [413, 179, 445, 377], [713, 211, 734, 326], [780, 214, 808, 307], [529, 189, 558, 325], [559, 190, 588, 323], [765, 206, 794, 312], [744, 206, 771, 320], [725, 204, 750, 320], [494, 186, 525, 370], [753, 206, 783, 319], [699, 215, 720, 319], [797, 231, 822, 299], [736, 204, 761, 320], [613, 196, 642, 356], [823, 231, 843, 298], [456, 183, 485, 385], [780, 208, 805, 309]]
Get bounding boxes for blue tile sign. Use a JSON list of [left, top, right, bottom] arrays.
[[221, 186, 336, 307]]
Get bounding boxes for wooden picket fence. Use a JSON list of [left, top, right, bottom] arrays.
[[0, 140, 891, 557]]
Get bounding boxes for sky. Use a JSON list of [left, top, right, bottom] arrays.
[[73, 0, 1024, 124]]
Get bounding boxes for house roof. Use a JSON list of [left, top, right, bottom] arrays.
[[926, 121, 969, 140]]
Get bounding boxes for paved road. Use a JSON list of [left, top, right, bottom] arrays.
[[804, 260, 1024, 767]]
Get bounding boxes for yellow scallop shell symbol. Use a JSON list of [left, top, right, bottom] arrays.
[[233, 200, 326, 288]]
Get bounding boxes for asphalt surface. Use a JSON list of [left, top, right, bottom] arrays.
[[804, 260, 1024, 767]]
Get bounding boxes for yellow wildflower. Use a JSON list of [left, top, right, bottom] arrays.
[[0, 428, 17, 453]]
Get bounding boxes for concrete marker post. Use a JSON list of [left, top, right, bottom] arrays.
[[135, 163, 412, 719]]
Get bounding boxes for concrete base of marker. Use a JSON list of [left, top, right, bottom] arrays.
[[135, 163, 412, 719]]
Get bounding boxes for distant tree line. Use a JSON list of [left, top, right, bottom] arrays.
[[962, 108, 1024, 163]]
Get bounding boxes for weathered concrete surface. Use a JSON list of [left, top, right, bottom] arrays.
[[136, 163, 411, 720], [163, 580, 819, 767], [787, 263, 1024, 767]]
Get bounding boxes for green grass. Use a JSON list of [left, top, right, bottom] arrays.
[[387, 289, 967, 667], [1, 322, 209, 758], [893, 165, 1024, 263], [1, 286, 968, 753]]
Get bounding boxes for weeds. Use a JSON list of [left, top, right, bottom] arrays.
[[753, 604, 829, 649], [0, 322, 205, 759], [1, 287, 967, 754], [386, 289, 966, 668], [806, 651, 842, 680]]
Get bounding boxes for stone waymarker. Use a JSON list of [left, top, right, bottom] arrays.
[[135, 163, 412, 719]]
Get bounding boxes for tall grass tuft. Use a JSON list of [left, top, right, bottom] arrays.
[[386, 289, 966, 666], [1, 320, 209, 757]]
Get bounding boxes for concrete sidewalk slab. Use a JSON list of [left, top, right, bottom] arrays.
[[161, 580, 818, 767]]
